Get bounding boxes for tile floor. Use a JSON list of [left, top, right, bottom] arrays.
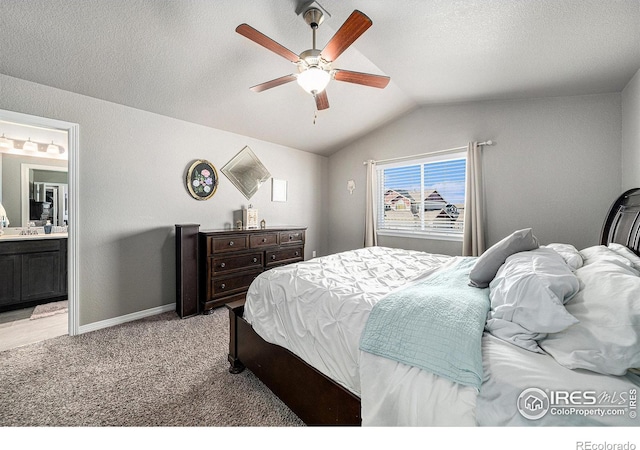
[[0, 307, 68, 352]]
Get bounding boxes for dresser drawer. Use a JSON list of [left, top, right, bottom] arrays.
[[209, 235, 249, 253], [210, 270, 262, 298], [249, 233, 278, 248], [266, 246, 303, 267], [211, 252, 263, 275], [198, 227, 306, 313], [279, 230, 304, 246]]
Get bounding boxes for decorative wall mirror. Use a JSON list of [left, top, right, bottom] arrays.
[[221, 146, 271, 200]]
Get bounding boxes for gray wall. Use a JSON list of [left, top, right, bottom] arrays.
[[327, 93, 622, 255], [32, 169, 68, 185], [0, 74, 329, 326], [622, 68, 640, 191]]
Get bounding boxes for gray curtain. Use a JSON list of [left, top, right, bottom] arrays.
[[463, 142, 486, 256], [364, 160, 378, 247]]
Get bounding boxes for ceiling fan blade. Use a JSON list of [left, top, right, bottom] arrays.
[[236, 24, 300, 63], [320, 10, 372, 62], [250, 74, 297, 93], [334, 69, 390, 89], [315, 90, 329, 110]]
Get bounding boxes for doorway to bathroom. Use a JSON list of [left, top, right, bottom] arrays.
[[0, 109, 79, 350]]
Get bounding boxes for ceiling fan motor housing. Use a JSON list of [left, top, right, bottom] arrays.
[[299, 49, 329, 70], [303, 7, 324, 29]]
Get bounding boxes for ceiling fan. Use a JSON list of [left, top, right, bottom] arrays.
[[236, 6, 390, 111]]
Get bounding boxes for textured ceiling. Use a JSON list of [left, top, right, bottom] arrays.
[[1, 0, 639, 156]]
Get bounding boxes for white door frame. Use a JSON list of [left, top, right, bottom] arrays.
[[0, 109, 79, 336]]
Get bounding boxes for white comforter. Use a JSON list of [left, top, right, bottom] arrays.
[[244, 246, 453, 395], [477, 333, 640, 426], [244, 245, 640, 426]]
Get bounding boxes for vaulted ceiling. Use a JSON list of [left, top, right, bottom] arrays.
[[1, 0, 638, 156]]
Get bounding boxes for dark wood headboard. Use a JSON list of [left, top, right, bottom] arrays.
[[600, 188, 640, 256]]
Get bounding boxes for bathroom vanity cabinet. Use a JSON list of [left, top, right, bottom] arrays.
[[0, 236, 68, 312]]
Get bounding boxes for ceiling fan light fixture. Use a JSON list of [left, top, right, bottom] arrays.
[[297, 67, 330, 94]]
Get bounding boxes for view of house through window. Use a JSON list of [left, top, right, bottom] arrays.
[[377, 152, 466, 240]]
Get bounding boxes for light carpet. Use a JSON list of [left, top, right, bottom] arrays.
[[0, 307, 304, 427]]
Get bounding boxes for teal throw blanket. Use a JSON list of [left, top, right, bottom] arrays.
[[359, 257, 489, 389]]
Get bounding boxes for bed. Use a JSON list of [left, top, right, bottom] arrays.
[[227, 188, 640, 426]]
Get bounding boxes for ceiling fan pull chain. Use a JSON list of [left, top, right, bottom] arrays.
[[313, 108, 318, 125]]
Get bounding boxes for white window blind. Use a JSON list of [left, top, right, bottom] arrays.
[[376, 152, 466, 240]]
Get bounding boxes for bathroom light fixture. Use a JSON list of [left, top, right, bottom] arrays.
[[0, 133, 67, 159], [0, 133, 13, 149], [47, 140, 65, 154], [23, 138, 38, 151]]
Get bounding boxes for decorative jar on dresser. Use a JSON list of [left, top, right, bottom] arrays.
[[174, 224, 306, 317]]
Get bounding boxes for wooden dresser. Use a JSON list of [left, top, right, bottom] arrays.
[[199, 227, 306, 313]]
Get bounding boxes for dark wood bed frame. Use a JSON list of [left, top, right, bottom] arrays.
[[227, 187, 640, 426], [600, 188, 640, 254], [227, 299, 361, 425]]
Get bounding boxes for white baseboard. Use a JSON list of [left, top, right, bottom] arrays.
[[78, 303, 176, 335]]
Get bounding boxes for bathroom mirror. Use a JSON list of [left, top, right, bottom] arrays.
[[0, 119, 68, 228], [221, 146, 271, 200], [21, 163, 68, 227], [0, 155, 68, 228]]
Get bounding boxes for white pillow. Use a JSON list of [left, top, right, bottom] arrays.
[[539, 259, 640, 375], [469, 228, 539, 288], [485, 248, 580, 353], [607, 243, 640, 272], [579, 245, 637, 272], [543, 243, 583, 271]]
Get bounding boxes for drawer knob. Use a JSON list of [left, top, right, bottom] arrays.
[[220, 283, 226, 289], [289, 235, 293, 240], [262, 238, 267, 243], [229, 241, 234, 246], [295, 251, 299, 256], [253, 257, 258, 263], [220, 262, 226, 268], [271, 255, 276, 260]]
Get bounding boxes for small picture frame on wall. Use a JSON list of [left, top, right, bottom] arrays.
[[186, 159, 219, 200], [272, 179, 287, 202]]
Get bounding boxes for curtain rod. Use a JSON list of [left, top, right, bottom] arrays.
[[363, 140, 493, 165]]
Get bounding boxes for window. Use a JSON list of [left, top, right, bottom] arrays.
[[376, 152, 466, 241]]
